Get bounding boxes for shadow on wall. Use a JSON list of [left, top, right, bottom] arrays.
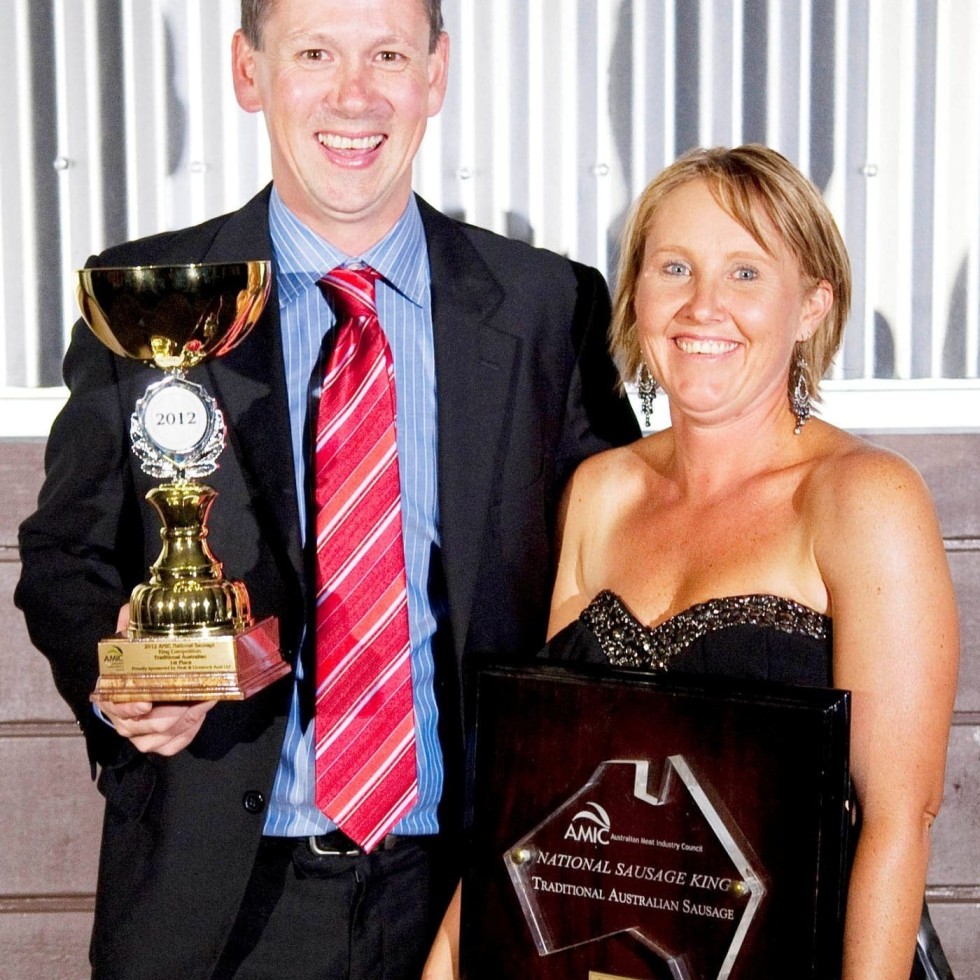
[[942, 256, 977, 379], [164, 15, 189, 178]]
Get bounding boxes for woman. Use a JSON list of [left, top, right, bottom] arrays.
[[547, 145, 959, 978]]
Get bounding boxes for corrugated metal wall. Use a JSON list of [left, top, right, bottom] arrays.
[[1, 0, 978, 412]]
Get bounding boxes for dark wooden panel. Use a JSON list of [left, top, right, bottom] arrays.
[[949, 549, 980, 712], [928, 904, 980, 980], [928, 725, 980, 886], [0, 561, 74, 723], [0, 911, 92, 980], [0, 439, 46, 547], [0, 737, 101, 895], [866, 433, 980, 539]]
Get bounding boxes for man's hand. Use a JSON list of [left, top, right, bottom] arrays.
[[98, 699, 217, 756], [98, 602, 216, 755]]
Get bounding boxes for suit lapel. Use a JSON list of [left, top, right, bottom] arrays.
[[419, 199, 518, 661], [197, 189, 305, 600]]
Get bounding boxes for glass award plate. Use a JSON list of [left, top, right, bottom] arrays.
[[504, 757, 765, 979]]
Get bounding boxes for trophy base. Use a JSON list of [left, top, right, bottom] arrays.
[[90, 616, 289, 703]]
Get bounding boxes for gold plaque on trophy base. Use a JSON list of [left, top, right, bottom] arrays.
[[92, 616, 287, 703]]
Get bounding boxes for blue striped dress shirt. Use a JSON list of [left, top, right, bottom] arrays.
[[263, 188, 442, 837]]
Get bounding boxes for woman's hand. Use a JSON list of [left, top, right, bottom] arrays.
[[421, 882, 461, 980]]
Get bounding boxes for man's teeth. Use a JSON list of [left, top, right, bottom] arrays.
[[676, 338, 738, 354], [318, 133, 384, 150]]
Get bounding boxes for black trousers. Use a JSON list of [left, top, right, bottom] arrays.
[[213, 835, 456, 980]]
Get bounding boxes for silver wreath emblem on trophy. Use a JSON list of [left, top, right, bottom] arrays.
[[131, 375, 227, 480]]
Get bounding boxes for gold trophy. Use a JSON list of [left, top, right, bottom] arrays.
[[77, 262, 290, 703]]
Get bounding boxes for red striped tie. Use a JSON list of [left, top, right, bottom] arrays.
[[313, 265, 417, 851]]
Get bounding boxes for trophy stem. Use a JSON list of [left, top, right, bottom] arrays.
[[129, 481, 252, 637]]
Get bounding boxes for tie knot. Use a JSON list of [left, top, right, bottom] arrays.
[[318, 265, 381, 323]]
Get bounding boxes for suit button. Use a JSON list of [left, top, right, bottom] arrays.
[[242, 791, 266, 814]]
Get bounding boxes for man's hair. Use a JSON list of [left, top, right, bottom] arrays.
[[610, 144, 852, 401], [241, 0, 444, 53]]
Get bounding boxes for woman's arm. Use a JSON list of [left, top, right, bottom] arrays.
[[813, 448, 959, 980], [548, 448, 632, 638], [547, 475, 586, 638]]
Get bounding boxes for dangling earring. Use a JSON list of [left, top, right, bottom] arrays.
[[790, 345, 811, 435], [638, 364, 658, 428]]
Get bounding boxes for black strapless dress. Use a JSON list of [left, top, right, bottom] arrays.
[[550, 589, 832, 686], [544, 590, 952, 980]]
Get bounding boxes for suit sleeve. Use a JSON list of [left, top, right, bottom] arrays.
[[556, 262, 639, 484], [15, 315, 144, 770]]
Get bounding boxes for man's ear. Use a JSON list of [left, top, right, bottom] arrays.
[[426, 32, 450, 118], [231, 30, 262, 114]]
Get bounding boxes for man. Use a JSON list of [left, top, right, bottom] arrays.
[[16, 0, 638, 976]]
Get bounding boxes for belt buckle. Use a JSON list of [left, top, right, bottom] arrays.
[[307, 833, 361, 857]]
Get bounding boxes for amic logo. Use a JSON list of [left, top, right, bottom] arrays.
[[103, 646, 124, 665], [564, 801, 611, 845]]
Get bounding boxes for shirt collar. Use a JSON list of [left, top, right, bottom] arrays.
[[269, 187, 428, 309]]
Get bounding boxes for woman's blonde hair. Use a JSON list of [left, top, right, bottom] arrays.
[[610, 144, 851, 400]]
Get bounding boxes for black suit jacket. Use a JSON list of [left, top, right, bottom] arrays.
[[16, 187, 638, 977]]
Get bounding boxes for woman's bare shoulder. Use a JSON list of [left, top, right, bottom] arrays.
[[806, 425, 933, 513], [566, 433, 665, 504], [803, 423, 941, 565]]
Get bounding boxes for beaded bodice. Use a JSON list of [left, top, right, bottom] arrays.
[[578, 589, 831, 671]]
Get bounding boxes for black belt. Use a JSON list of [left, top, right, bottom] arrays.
[[307, 829, 370, 856], [259, 830, 439, 859], [303, 829, 431, 856]]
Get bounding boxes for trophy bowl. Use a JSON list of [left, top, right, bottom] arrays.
[[77, 262, 270, 371], [76, 261, 288, 703]]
